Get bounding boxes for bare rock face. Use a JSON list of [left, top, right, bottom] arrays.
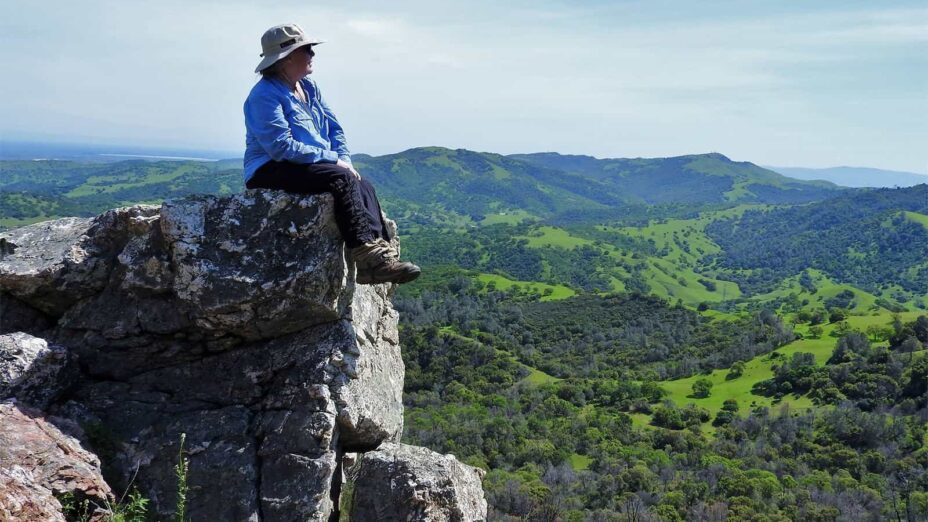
[[157, 192, 354, 339], [0, 332, 77, 410], [0, 190, 485, 521], [0, 468, 66, 522], [346, 443, 488, 521], [0, 402, 113, 522], [0, 207, 158, 317]]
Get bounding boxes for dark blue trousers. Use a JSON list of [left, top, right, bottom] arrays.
[[246, 161, 390, 248]]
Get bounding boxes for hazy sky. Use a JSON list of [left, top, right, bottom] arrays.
[[2, 0, 926, 171]]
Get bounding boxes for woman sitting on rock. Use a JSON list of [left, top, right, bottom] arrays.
[[244, 23, 420, 285]]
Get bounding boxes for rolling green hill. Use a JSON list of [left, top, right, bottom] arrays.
[[4, 147, 838, 229], [357, 147, 842, 221], [354, 147, 620, 220], [0, 159, 242, 228], [509, 151, 840, 204], [705, 184, 928, 301]]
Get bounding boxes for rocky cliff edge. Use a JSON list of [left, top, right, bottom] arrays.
[[0, 190, 486, 521]]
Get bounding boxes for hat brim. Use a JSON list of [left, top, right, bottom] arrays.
[[254, 40, 324, 73]]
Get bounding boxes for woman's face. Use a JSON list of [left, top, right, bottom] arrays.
[[283, 45, 315, 78]]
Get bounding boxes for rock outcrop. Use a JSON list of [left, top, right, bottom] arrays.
[[346, 443, 488, 521], [0, 190, 486, 521], [0, 332, 76, 410], [0, 402, 113, 522]]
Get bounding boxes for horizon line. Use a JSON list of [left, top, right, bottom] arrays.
[[1, 139, 924, 175]]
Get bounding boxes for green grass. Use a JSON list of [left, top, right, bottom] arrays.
[[660, 360, 815, 417], [616, 218, 723, 264], [722, 181, 754, 202], [63, 164, 202, 197], [520, 226, 595, 249], [513, 216, 749, 306], [489, 163, 513, 180], [903, 210, 928, 229], [480, 209, 536, 225], [649, 310, 924, 432], [748, 268, 902, 313], [609, 213, 752, 304], [839, 311, 925, 329], [628, 412, 653, 430], [424, 153, 468, 174], [642, 259, 741, 303], [495, 206, 927, 311], [699, 309, 743, 322], [477, 273, 575, 301], [440, 327, 561, 387], [568, 453, 593, 471], [522, 365, 560, 385], [608, 276, 627, 293]]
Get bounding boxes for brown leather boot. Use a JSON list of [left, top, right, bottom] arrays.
[[351, 239, 421, 285]]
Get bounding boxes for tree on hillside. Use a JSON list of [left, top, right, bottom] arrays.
[[727, 361, 745, 380], [692, 378, 713, 398], [829, 308, 848, 324], [713, 399, 740, 427], [914, 316, 928, 343], [827, 333, 870, 365], [866, 324, 893, 343], [808, 325, 824, 339]]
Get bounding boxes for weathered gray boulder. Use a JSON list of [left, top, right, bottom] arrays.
[[61, 294, 402, 521], [0, 332, 77, 409], [346, 443, 488, 521], [0, 192, 362, 342], [156, 192, 355, 339], [0, 402, 113, 522], [0, 189, 485, 521], [0, 206, 159, 316]]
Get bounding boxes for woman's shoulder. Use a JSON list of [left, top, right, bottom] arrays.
[[247, 76, 285, 101]]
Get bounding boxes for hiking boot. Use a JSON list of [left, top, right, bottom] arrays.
[[351, 239, 421, 285], [356, 258, 421, 284]]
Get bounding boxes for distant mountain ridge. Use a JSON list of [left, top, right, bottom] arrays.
[[508, 151, 839, 205], [766, 165, 928, 188], [2, 146, 841, 229], [352, 148, 841, 221]]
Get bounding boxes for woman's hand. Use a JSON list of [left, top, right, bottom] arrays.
[[336, 159, 361, 180]]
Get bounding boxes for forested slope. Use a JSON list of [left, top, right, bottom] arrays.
[[706, 185, 928, 295]]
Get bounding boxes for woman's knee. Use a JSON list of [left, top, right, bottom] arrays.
[[358, 176, 377, 193], [326, 165, 353, 183], [326, 167, 363, 198]]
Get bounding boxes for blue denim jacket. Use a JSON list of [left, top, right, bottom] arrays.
[[243, 76, 351, 183]]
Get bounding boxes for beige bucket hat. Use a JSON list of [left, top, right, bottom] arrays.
[[255, 23, 324, 73]]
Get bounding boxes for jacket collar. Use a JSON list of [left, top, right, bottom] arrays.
[[265, 75, 314, 100]]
